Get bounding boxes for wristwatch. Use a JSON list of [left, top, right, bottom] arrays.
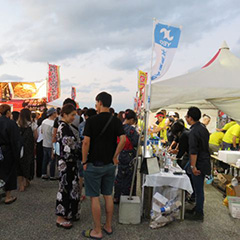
[[190, 165, 195, 169]]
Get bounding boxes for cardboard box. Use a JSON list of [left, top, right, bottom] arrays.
[[217, 182, 226, 191], [234, 185, 240, 197], [217, 174, 233, 184]]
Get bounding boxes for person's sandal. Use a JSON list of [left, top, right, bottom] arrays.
[[82, 229, 102, 239], [66, 215, 80, 222], [5, 196, 17, 205], [102, 224, 113, 236], [56, 221, 73, 229], [102, 227, 113, 235]]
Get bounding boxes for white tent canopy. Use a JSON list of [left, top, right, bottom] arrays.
[[150, 41, 240, 121]]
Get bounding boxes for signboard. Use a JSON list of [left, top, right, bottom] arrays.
[[0, 82, 46, 101]]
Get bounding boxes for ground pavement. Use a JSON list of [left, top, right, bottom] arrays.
[[0, 178, 240, 240]]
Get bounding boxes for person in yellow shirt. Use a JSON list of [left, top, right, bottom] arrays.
[[216, 119, 236, 132], [222, 123, 240, 150], [159, 119, 168, 142], [150, 111, 168, 141], [209, 131, 225, 154]]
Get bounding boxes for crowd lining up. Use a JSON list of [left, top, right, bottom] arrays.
[[0, 91, 236, 238]]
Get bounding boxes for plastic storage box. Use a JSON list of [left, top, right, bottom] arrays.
[[228, 196, 240, 219], [218, 151, 240, 164]]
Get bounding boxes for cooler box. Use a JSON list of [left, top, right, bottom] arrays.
[[218, 151, 240, 164]]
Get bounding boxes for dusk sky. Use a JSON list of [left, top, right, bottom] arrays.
[[0, 0, 240, 111]]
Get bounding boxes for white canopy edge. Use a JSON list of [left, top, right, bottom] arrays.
[[149, 42, 240, 121]]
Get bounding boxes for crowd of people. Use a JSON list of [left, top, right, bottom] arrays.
[[0, 91, 140, 239], [1, 91, 236, 234]]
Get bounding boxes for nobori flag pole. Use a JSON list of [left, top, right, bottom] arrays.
[[143, 20, 182, 156], [143, 18, 156, 157]]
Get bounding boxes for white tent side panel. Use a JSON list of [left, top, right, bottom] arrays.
[[209, 98, 240, 121]]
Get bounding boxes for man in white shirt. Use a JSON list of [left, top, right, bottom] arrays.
[[41, 108, 57, 180]]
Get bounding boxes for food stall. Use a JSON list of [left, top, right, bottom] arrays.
[[0, 81, 47, 111], [141, 41, 240, 225]]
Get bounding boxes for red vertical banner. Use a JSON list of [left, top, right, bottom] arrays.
[[71, 86, 76, 100], [47, 64, 60, 102], [134, 92, 138, 112]]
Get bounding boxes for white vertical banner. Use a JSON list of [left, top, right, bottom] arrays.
[[144, 19, 181, 157], [151, 20, 181, 81]]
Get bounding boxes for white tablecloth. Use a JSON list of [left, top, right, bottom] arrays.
[[143, 170, 193, 194]]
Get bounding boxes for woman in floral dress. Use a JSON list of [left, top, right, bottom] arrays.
[[55, 104, 80, 229]]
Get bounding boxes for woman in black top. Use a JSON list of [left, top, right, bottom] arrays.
[[17, 109, 35, 192], [170, 120, 190, 168], [166, 117, 175, 147], [0, 104, 20, 204]]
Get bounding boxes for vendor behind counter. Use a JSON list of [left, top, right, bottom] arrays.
[[217, 119, 236, 132], [209, 131, 225, 154], [222, 124, 240, 150]]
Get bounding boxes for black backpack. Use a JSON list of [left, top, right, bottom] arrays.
[[19, 126, 34, 159]]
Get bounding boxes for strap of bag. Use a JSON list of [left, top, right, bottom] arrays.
[[71, 123, 79, 131], [98, 115, 113, 138]]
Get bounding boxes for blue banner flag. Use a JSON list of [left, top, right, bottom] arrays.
[[151, 21, 181, 81]]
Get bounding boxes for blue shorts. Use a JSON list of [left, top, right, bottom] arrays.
[[83, 163, 116, 197]]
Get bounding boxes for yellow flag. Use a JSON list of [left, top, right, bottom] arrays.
[[138, 70, 148, 91]]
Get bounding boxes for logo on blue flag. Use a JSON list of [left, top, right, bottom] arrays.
[[154, 23, 181, 48]]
